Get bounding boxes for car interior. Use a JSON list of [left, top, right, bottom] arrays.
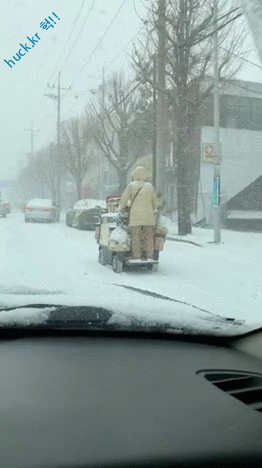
[[0, 325, 262, 467]]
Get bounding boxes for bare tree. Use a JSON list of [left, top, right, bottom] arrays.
[[61, 117, 93, 200], [18, 154, 46, 199], [16, 147, 57, 201], [16, 158, 37, 202], [86, 72, 153, 192], [133, 0, 246, 234], [38, 144, 57, 201]]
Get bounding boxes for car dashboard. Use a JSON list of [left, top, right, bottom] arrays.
[[0, 331, 262, 467]]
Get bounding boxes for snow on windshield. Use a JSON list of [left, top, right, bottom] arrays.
[[0, 306, 56, 326]]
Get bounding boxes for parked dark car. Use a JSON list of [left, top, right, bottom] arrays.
[[66, 199, 106, 230]]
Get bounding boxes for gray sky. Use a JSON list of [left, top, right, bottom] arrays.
[[0, 0, 262, 181]]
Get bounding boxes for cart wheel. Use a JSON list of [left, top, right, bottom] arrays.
[[151, 263, 158, 272], [99, 248, 106, 265], [112, 255, 123, 273]]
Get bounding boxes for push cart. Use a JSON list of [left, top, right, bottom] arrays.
[[95, 195, 168, 273]]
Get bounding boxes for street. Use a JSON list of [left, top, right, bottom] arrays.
[[0, 211, 262, 331]]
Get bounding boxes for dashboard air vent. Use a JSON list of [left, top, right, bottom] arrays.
[[198, 370, 262, 413]]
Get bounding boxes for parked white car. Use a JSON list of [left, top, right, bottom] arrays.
[[24, 199, 60, 223]]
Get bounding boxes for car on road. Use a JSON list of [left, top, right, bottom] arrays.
[[5, 201, 11, 214], [66, 199, 106, 230], [24, 199, 60, 223], [0, 200, 8, 218]]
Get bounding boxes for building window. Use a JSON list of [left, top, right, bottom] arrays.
[[224, 95, 239, 128], [202, 94, 262, 131], [250, 98, 262, 130], [200, 99, 213, 126], [237, 97, 252, 129]]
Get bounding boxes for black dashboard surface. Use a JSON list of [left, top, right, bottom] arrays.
[[0, 335, 262, 467]]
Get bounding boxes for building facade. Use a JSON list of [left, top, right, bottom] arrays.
[[197, 79, 262, 225], [162, 79, 262, 224]]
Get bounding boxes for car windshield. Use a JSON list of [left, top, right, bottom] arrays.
[[74, 200, 87, 209], [1, 0, 262, 337], [74, 199, 106, 209], [28, 199, 52, 207]]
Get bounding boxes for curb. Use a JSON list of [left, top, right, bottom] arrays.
[[167, 236, 203, 247]]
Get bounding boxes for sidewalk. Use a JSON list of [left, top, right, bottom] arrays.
[[167, 222, 262, 248], [167, 234, 203, 247], [166, 221, 212, 247]]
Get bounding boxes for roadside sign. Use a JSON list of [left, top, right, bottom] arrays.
[[202, 143, 222, 163], [202, 143, 215, 163]]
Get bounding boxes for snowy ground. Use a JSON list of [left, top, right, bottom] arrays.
[[0, 211, 261, 335]]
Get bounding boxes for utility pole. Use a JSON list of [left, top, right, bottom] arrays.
[[156, 0, 167, 195], [213, 0, 221, 244], [57, 71, 61, 206], [45, 71, 71, 206], [99, 68, 106, 199], [102, 67, 105, 112], [152, 53, 157, 187], [24, 126, 40, 159]]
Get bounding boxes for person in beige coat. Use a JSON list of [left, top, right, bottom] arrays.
[[120, 166, 157, 260]]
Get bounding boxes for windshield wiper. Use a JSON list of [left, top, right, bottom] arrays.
[[0, 304, 112, 329], [0, 303, 204, 335]]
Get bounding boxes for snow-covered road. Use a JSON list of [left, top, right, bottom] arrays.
[[0, 212, 262, 331]]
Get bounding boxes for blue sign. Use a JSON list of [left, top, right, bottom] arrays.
[[213, 176, 220, 206]]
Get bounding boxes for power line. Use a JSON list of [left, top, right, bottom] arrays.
[[65, 73, 137, 120], [222, 80, 262, 97], [219, 45, 262, 70], [193, 11, 243, 46], [48, 0, 87, 86], [67, 24, 145, 101], [35, 5, 244, 133], [102, 78, 142, 118], [132, 0, 144, 21], [31, 0, 87, 124], [64, 6, 144, 114], [60, 0, 97, 73], [69, 0, 128, 88], [215, 6, 241, 24], [106, 24, 145, 72]]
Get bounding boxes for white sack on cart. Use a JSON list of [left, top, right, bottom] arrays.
[[110, 226, 128, 244]]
